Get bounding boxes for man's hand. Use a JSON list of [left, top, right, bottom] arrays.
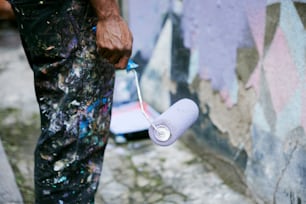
[[0, 0, 15, 20], [90, 0, 133, 69], [96, 16, 133, 69]]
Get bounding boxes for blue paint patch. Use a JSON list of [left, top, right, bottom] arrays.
[[275, 86, 302, 138], [280, 0, 306, 79], [253, 103, 271, 132], [229, 76, 238, 105], [79, 119, 89, 139], [86, 98, 107, 113], [58, 176, 67, 183]]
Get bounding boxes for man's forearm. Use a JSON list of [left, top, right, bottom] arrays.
[[89, 0, 133, 69], [90, 0, 121, 20]]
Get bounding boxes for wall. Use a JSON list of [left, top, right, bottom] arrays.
[[126, 0, 306, 203]]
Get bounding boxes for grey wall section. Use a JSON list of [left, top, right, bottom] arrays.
[[127, 0, 306, 203], [246, 125, 306, 204], [0, 140, 23, 204]]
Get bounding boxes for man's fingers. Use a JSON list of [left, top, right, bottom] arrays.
[[97, 47, 123, 64], [115, 55, 129, 69], [108, 53, 121, 64], [97, 45, 131, 69], [97, 47, 108, 58]]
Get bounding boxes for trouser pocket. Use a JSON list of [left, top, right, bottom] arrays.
[[10, 0, 79, 67]]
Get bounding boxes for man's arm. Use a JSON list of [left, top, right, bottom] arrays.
[[90, 0, 120, 20], [90, 0, 133, 69]]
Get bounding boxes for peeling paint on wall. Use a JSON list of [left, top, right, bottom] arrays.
[[246, 1, 306, 202], [128, 0, 170, 59], [128, 0, 306, 203]]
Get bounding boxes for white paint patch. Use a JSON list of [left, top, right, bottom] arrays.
[[253, 103, 271, 132], [187, 48, 200, 84], [140, 17, 173, 112]]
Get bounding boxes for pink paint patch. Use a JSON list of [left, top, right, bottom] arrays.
[[199, 65, 210, 80], [263, 28, 300, 113], [220, 89, 234, 108], [246, 62, 261, 94], [244, 0, 266, 96], [246, 3, 266, 57]]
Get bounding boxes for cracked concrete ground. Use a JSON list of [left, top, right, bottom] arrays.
[[0, 21, 255, 204], [96, 139, 254, 204]]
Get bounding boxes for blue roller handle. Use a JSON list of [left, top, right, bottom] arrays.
[[126, 59, 139, 72]]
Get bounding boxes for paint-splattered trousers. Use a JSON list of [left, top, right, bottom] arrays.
[[9, 0, 115, 203]]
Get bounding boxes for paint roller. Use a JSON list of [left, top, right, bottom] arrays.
[[126, 60, 199, 146]]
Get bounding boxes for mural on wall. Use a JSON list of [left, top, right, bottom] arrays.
[[127, 0, 306, 203], [246, 1, 306, 203], [129, 0, 258, 107]]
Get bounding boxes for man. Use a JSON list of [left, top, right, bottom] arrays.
[[8, 0, 133, 203]]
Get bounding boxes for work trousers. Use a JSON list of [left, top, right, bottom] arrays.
[[9, 0, 115, 203]]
